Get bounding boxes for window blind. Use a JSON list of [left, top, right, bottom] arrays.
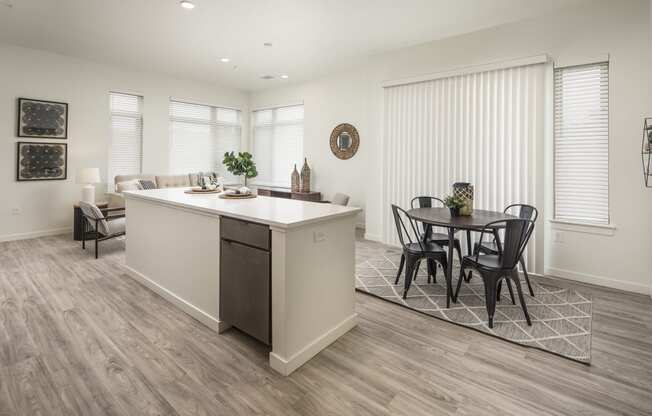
[[252, 105, 304, 187], [109, 92, 143, 190], [554, 62, 609, 225], [169, 100, 242, 181], [382, 63, 545, 272]]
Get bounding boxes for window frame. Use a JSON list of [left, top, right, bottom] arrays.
[[250, 103, 304, 188], [108, 91, 144, 192], [552, 60, 611, 227], [168, 99, 242, 179]]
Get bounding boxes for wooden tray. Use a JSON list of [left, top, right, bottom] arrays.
[[185, 188, 221, 194], [219, 193, 257, 199]]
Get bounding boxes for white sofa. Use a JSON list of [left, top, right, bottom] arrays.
[[107, 172, 214, 207]]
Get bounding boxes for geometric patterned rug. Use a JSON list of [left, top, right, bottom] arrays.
[[356, 242, 593, 364]]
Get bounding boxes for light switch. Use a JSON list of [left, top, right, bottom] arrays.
[[313, 231, 327, 243], [553, 231, 563, 243]]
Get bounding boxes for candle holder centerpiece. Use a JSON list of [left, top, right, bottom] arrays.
[[452, 182, 474, 216]]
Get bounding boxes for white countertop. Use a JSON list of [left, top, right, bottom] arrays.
[[122, 188, 361, 229]]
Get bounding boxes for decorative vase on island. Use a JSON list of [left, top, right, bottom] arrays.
[[300, 158, 311, 193], [452, 182, 474, 216], [291, 164, 300, 192]]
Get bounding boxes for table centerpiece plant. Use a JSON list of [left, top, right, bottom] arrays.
[[443, 194, 465, 217]]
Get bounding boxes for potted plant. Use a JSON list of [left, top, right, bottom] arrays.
[[223, 151, 258, 186], [443, 195, 465, 217]]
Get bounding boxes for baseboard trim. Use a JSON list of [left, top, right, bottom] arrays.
[[363, 232, 382, 242], [122, 264, 228, 333], [545, 267, 651, 296], [0, 227, 71, 243], [269, 313, 358, 376]]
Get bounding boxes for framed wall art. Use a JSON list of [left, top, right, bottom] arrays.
[[16, 142, 68, 181], [17, 98, 68, 139]]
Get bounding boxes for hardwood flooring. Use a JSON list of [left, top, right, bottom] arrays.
[[0, 234, 651, 415]]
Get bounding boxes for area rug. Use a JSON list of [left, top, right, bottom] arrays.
[[355, 243, 592, 364]]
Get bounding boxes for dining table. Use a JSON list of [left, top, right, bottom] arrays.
[[406, 207, 517, 308]]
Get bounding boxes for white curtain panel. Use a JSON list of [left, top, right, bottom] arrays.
[[381, 63, 545, 270]]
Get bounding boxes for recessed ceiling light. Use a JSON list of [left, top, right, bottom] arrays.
[[280, 75, 289, 79], [220, 57, 230, 63], [260, 75, 274, 80], [263, 42, 273, 47], [180, 0, 195, 9]]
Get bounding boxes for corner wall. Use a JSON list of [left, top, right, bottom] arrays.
[[250, 0, 652, 294], [0, 44, 248, 241]]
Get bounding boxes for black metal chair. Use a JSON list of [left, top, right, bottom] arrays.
[[471, 204, 538, 296], [391, 204, 449, 303], [455, 218, 535, 328], [79, 201, 126, 259], [394, 196, 463, 284]]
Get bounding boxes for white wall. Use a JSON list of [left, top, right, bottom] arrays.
[[250, 70, 373, 227], [0, 43, 248, 241], [250, 0, 652, 294]]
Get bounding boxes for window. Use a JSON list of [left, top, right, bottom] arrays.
[[554, 62, 609, 225], [381, 63, 545, 264], [109, 92, 143, 189], [169, 100, 242, 181], [252, 104, 304, 187]]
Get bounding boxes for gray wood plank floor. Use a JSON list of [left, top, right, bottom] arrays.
[[0, 234, 651, 416]]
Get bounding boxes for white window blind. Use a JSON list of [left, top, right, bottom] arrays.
[[554, 62, 609, 225], [169, 100, 242, 181], [252, 104, 304, 187], [109, 92, 143, 189], [382, 63, 545, 272]]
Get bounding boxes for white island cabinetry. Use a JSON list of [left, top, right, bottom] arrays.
[[122, 188, 361, 375]]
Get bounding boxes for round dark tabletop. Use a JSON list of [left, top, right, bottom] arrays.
[[407, 207, 517, 230]]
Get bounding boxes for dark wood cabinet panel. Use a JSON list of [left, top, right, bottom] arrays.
[[220, 216, 270, 251], [220, 215, 272, 345], [290, 192, 322, 202], [256, 186, 322, 202], [220, 239, 271, 345]]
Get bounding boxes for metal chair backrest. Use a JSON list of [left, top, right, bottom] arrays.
[[505, 203, 538, 223], [410, 196, 444, 234], [476, 218, 535, 269], [391, 204, 423, 251]]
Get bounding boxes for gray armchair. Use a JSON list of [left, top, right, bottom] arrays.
[[332, 193, 350, 206], [79, 201, 126, 258]]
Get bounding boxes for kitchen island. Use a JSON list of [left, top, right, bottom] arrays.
[[122, 188, 361, 375]]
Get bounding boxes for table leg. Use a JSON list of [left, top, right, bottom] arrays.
[[446, 227, 455, 307], [466, 230, 472, 255]]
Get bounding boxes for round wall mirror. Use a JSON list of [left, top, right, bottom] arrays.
[[330, 123, 359, 160]]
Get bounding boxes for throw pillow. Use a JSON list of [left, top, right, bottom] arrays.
[[139, 179, 156, 190], [116, 179, 143, 192]]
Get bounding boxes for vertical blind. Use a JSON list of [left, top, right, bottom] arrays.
[[252, 104, 304, 187], [109, 92, 143, 188], [382, 64, 544, 270], [169, 100, 242, 181], [554, 62, 609, 225]]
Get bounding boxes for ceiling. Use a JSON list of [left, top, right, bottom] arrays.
[[0, 0, 587, 91]]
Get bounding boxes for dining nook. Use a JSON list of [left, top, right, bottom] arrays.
[[356, 182, 591, 363]]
